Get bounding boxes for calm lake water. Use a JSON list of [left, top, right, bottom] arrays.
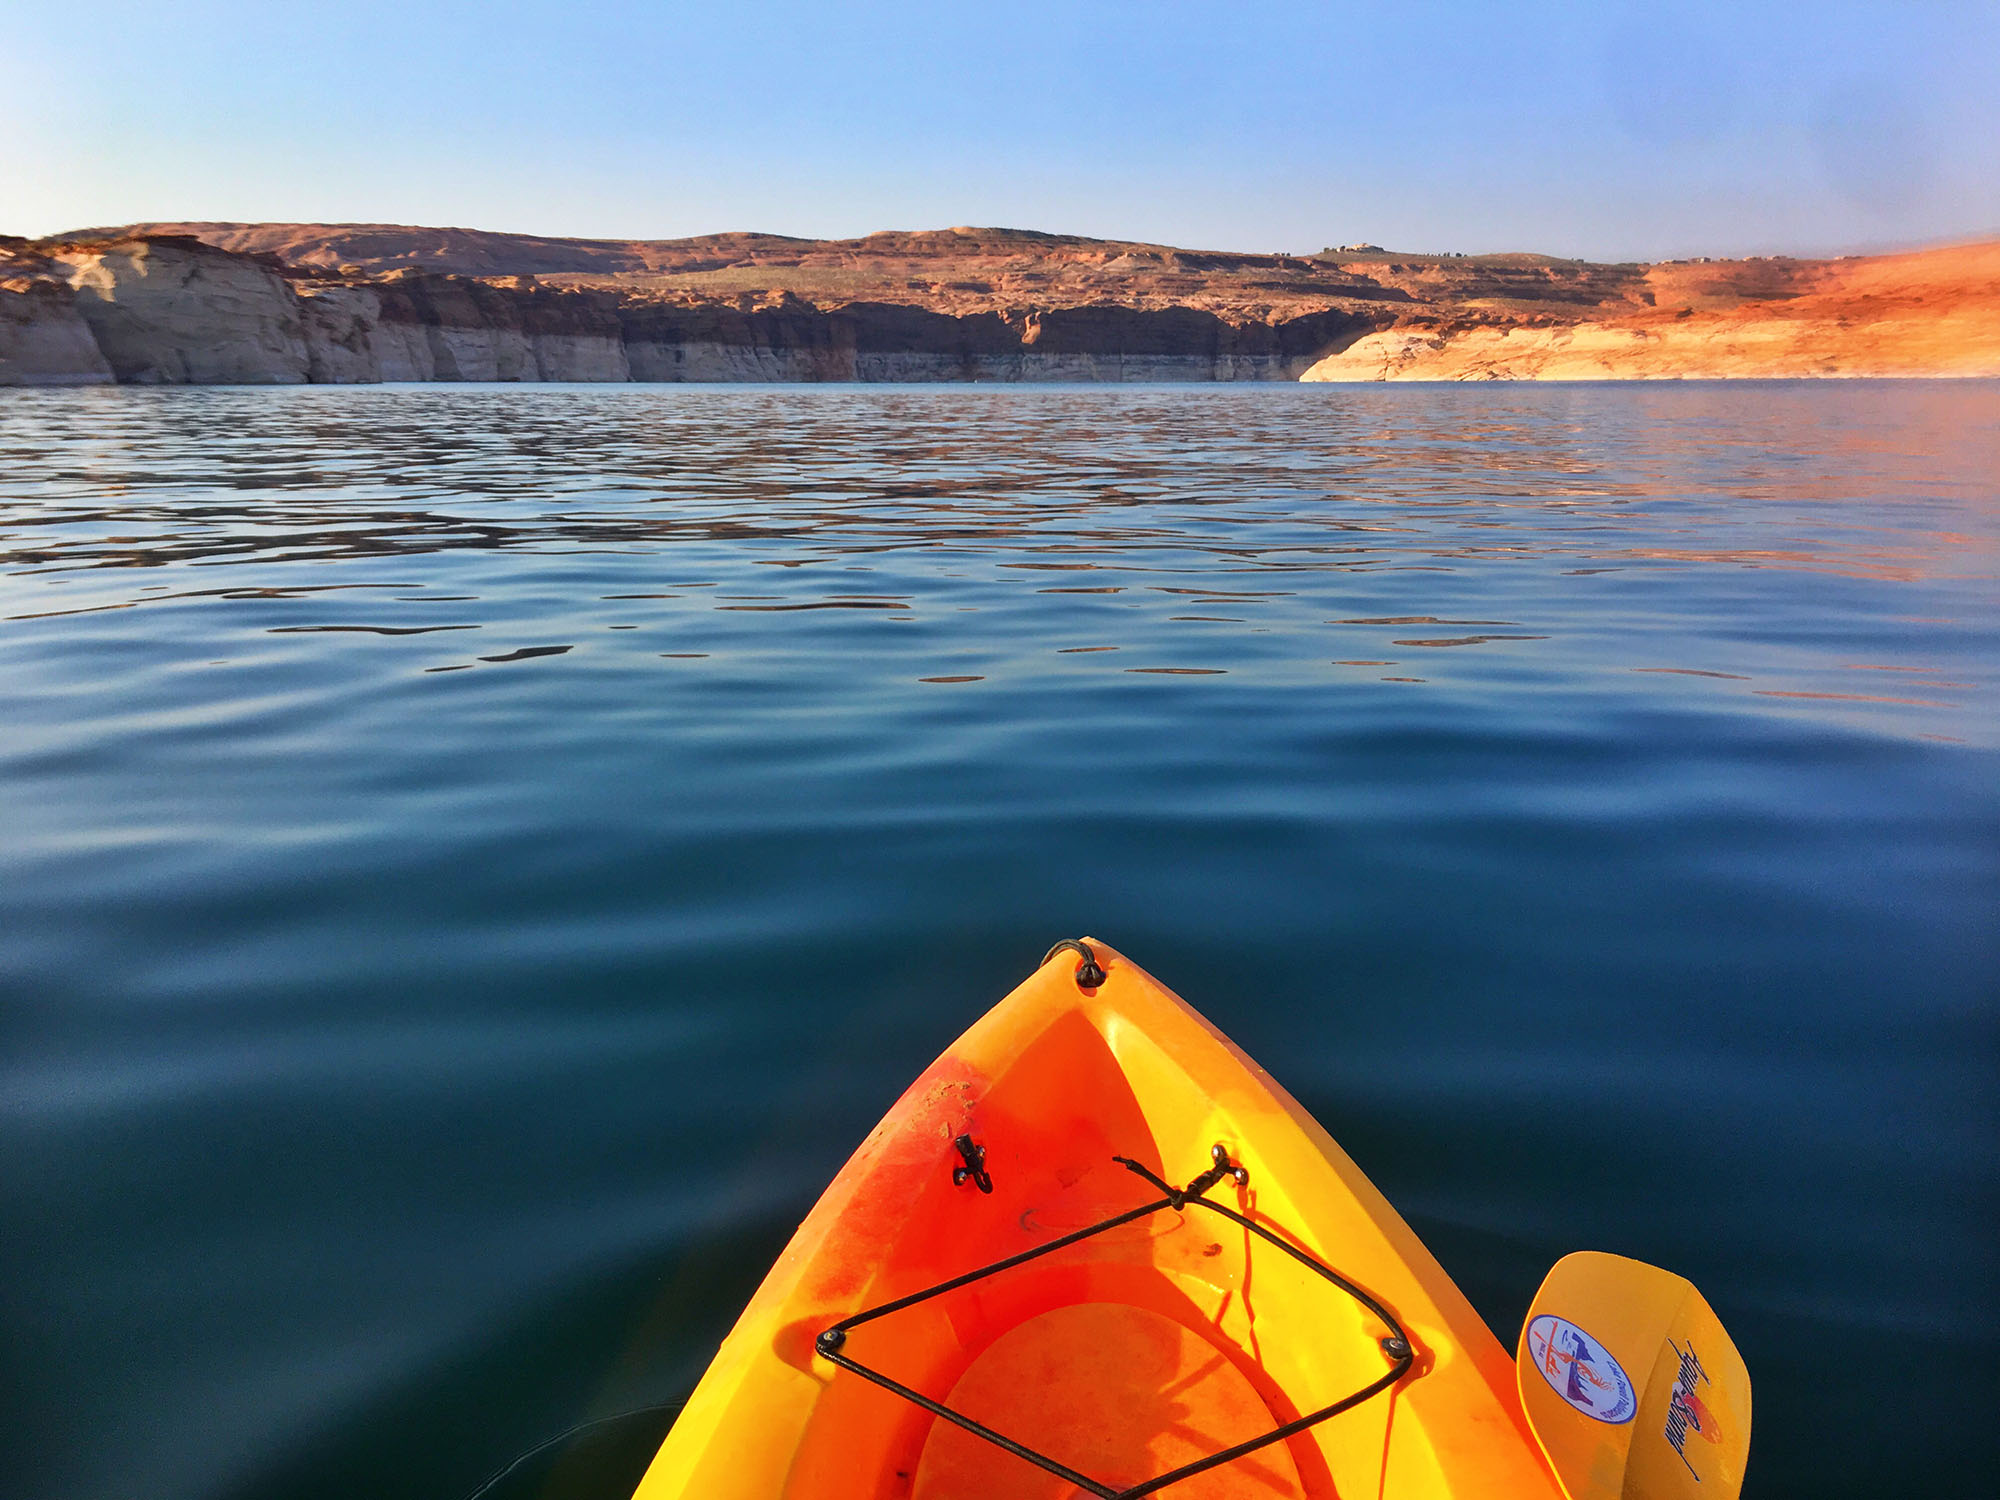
[[2, 383, 1995, 1500]]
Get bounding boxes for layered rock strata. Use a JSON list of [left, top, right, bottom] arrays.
[[302, 273, 632, 382], [0, 235, 1366, 385], [617, 301, 1364, 382]]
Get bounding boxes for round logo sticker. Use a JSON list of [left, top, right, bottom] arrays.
[[1525, 1314, 1637, 1423]]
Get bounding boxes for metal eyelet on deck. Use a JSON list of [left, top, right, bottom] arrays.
[[952, 1133, 993, 1193]]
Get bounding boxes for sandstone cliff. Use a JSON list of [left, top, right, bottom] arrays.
[[55, 237, 312, 383], [0, 233, 1365, 385], [0, 239, 113, 386], [3, 222, 1993, 386], [6, 238, 644, 385], [1301, 242, 2000, 381], [307, 272, 633, 382]]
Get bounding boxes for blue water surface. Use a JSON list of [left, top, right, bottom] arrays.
[[2, 383, 1995, 1500]]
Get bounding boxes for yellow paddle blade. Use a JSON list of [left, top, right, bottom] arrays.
[[1516, 1251, 1751, 1500]]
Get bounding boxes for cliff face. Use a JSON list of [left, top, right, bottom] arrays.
[[24, 239, 642, 385], [1, 280, 113, 386], [0, 239, 114, 385], [307, 273, 633, 382], [54, 238, 312, 383], [0, 235, 1365, 385], [4, 222, 1993, 386], [616, 299, 1368, 382]]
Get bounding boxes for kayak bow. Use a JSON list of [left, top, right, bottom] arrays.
[[635, 939, 1748, 1499]]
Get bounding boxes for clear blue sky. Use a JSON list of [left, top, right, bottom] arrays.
[[4, 0, 1996, 259]]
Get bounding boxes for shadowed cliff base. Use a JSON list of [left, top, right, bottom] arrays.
[[3, 224, 1995, 386]]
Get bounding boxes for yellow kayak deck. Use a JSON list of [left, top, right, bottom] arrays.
[[637, 939, 1569, 1498]]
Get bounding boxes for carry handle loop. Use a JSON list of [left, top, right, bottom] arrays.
[[1041, 938, 1106, 989]]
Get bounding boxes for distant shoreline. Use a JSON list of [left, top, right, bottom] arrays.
[[5, 224, 1995, 387]]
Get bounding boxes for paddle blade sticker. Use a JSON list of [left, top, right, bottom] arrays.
[[1524, 1315, 1638, 1423], [1517, 1252, 1751, 1500]]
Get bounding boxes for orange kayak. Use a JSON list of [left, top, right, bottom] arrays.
[[634, 940, 1749, 1500]]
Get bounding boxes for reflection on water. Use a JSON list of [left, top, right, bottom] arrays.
[[0, 383, 1995, 1500]]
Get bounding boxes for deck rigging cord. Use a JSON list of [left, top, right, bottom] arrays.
[[814, 1144, 1417, 1500]]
